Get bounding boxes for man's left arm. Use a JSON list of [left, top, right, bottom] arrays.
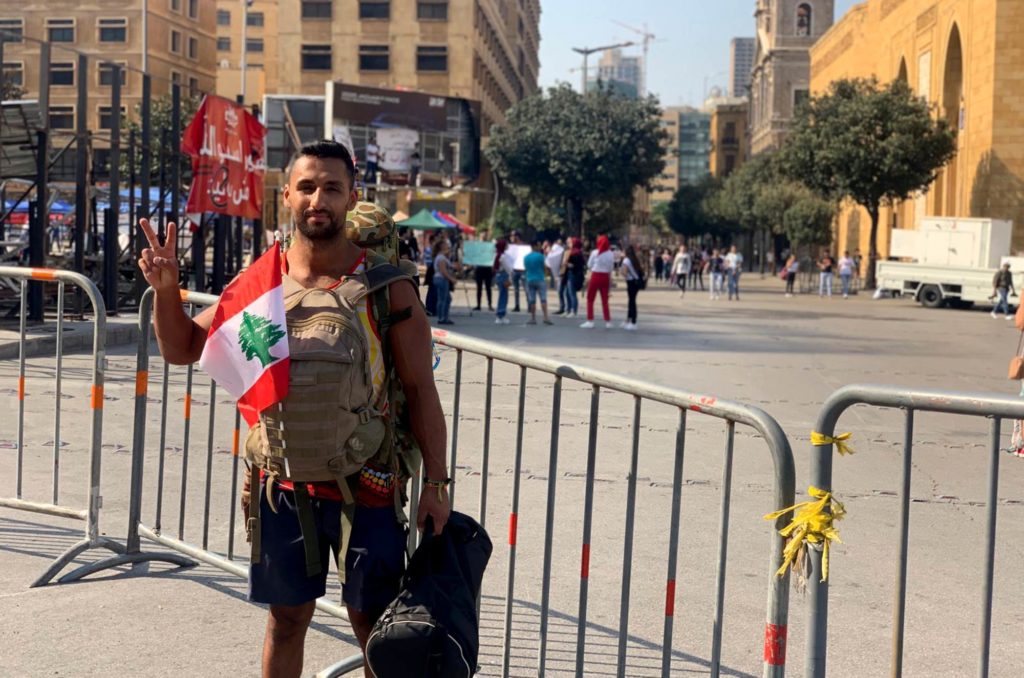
[[387, 280, 451, 535]]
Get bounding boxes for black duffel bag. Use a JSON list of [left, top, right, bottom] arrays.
[[365, 511, 492, 677]]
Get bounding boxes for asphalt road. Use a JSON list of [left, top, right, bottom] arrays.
[[2, 275, 1022, 677]]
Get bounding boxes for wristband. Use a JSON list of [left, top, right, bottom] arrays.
[[424, 477, 451, 502]]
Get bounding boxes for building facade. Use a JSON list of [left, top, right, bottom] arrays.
[[587, 47, 641, 99], [1, 1, 217, 131], [811, 0, 1024, 255], [651, 106, 711, 205], [749, 0, 834, 154], [709, 101, 749, 178], [729, 37, 756, 98]]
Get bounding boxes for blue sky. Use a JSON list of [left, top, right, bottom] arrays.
[[538, 0, 861, 107]]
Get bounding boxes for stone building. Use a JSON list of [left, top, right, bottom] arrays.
[[749, 0, 835, 155], [709, 101, 749, 178], [810, 0, 1024, 255]]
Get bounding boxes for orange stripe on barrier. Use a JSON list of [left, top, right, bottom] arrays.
[[30, 269, 56, 281], [184, 394, 192, 420], [763, 623, 787, 666], [232, 428, 240, 456], [665, 579, 676, 617], [580, 543, 591, 579], [508, 513, 518, 546], [90, 385, 103, 410], [178, 288, 189, 302], [18, 376, 25, 400], [135, 370, 149, 397]]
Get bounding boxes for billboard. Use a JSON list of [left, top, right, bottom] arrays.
[[325, 82, 482, 188]]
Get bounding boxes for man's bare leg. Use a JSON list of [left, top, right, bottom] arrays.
[[347, 605, 385, 678], [263, 602, 316, 678]]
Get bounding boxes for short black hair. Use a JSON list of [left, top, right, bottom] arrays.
[[291, 139, 356, 182]]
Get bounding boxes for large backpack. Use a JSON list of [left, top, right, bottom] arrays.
[[365, 512, 492, 678]]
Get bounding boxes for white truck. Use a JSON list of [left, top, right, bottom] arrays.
[[875, 217, 1022, 309]]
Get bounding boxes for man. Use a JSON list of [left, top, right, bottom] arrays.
[[364, 136, 379, 185], [545, 238, 566, 314], [509, 230, 525, 312], [725, 245, 743, 301], [137, 140, 450, 678], [992, 262, 1015, 319], [524, 240, 553, 325], [671, 244, 692, 298]]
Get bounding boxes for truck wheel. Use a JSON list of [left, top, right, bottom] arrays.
[[919, 285, 944, 308]]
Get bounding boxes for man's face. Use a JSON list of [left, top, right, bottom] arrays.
[[283, 156, 357, 241]]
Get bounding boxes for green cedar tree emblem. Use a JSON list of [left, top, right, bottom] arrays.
[[237, 311, 286, 368]]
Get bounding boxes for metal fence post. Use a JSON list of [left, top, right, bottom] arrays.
[[105, 65, 122, 314], [135, 73, 151, 303]]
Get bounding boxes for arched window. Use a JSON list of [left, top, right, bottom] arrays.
[[796, 3, 812, 37]]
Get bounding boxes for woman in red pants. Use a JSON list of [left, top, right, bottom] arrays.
[[580, 235, 616, 329]]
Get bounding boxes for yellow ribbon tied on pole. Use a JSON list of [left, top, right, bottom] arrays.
[[764, 486, 845, 588], [811, 431, 855, 456]]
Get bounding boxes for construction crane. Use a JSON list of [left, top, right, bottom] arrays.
[[612, 20, 657, 97]]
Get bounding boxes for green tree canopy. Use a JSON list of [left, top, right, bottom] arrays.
[[486, 83, 668, 238], [779, 77, 957, 286], [666, 176, 726, 240]]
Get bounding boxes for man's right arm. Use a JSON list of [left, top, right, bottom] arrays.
[[153, 290, 214, 365]]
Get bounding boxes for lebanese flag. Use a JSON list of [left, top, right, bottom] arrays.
[[199, 243, 290, 426]]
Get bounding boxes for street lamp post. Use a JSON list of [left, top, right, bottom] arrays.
[[240, 0, 249, 103], [571, 42, 635, 95]]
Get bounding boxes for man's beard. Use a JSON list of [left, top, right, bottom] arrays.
[[293, 209, 343, 241]]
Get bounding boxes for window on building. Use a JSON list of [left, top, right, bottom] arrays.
[[417, 46, 448, 72], [99, 18, 128, 43], [99, 105, 125, 130], [188, 77, 199, 97], [47, 18, 75, 43], [217, 9, 230, 26], [247, 12, 264, 27], [50, 106, 75, 130], [98, 62, 127, 87], [0, 18, 24, 43], [417, 1, 448, 20], [794, 88, 809, 109], [217, 37, 231, 51], [359, 45, 389, 71], [50, 62, 75, 87], [302, 0, 333, 18], [188, 36, 199, 60], [3, 61, 23, 87], [188, 0, 199, 20], [724, 154, 736, 175], [246, 38, 264, 53], [169, 70, 182, 94], [169, 0, 181, 11], [170, 30, 181, 54], [796, 4, 811, 37], [359, 1, 390, 19], [301, 44, 332, 71], [724, 121, 736, 141]]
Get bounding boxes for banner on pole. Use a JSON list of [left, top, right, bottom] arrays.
[[181, 95, 267, 219]]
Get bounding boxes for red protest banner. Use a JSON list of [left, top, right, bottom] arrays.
[[181, 95, 266, 219]]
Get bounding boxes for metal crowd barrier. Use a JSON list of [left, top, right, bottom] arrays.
[[806, 384, 1024, 678], [120, 286, 796, 678], [0, 265, 186, 585]]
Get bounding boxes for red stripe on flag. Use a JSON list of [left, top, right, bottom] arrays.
[[237, 357, 291, 426], [665, 580, 676, 617], [208, 243, 283, 334], [581, 543, 591, 579], [508, 513, 518, 546], [763, 623, 787, 666]]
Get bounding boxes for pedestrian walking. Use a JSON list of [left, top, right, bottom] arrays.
[[524, 241, 554, 325], [509, 230, 525, 312], [433, 239, 458, 324], [494, 239, 514, 325], [654, 249, 665, 282], [546, 238, 566, 314], [725, 245, 744, 301], [661, 250, 673, 286], [838, 250, 855, 299], [992, 262, 1016, 319], [708, 249, 725, 300], [580, 235, 615, 329], [621, 245, 645, 330], [784, 254, 799, 297], [691, 248, 707, 290], [671, 244, 692, 298], [818, 252, 834, 298], [564, 238, 585, 317], [138, 139, 450, 678], [853, 249, 863, 290], [423, 234, 438, 316]]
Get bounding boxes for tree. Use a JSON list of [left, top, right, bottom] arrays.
[[666, 176, 725, 240], [486, 83, 668, 238], [1, 78, 24, 101], [779, 77, 957, 287], [238, 311, 286, 368]]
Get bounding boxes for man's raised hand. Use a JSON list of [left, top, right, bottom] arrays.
[[138, 218, 180, 294]]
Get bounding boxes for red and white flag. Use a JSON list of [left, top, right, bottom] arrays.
[[199, 243, 290, 425]]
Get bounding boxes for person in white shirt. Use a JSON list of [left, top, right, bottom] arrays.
[[838, 250, 856, 299], [725, 245, 744, 301], [671, 245, 692, 298], [493, 239, 516, 324], [364, 138, 379, 184], [545, 239, 566, 313], [580, 235, 616, 329]]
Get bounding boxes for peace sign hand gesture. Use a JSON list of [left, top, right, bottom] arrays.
[[138, 218, 180, 295]]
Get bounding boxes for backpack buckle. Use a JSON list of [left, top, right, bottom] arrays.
[[357, 408, 372, 425]]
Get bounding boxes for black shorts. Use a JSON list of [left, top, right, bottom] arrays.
[[248, 484, 407, 613]]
